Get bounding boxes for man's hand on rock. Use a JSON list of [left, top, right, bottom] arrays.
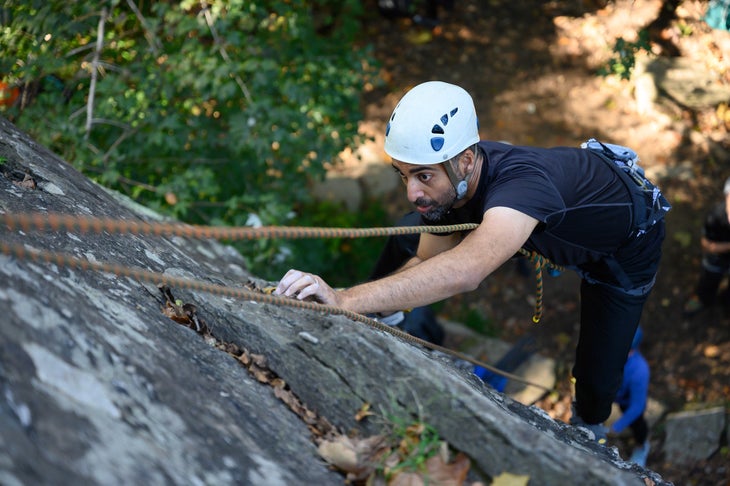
[[274, 269, 339, 306]]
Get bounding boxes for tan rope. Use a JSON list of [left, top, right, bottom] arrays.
[[0, 212, 567, 391], [0, 240, 551, 392], [0, 212, 480, 239], [0, 212, 565, 322], [517, 249, 565, 323]]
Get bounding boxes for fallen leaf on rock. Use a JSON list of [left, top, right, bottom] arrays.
[[17, 173, 36, 189], [491, 471, 530, 486], [319, 436, 359, 472], [162, 301, 190, 324], [387, 449, 470, 486], [318, 434, 390, 480], [250, 353, 267, 367], [355, 402, 374, 421]]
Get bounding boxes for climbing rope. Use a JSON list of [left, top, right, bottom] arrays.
[[0, 239, 549, 392], [0, 211, 480, 239], [0, 212, 564, 322], [518, 250, 565, 323], [0, 211, 564, 390]]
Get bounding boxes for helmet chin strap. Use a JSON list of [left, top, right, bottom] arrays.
[[443, 159, 469, 200]]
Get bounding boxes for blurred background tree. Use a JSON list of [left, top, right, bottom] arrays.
[[0, 0, 383, 283]]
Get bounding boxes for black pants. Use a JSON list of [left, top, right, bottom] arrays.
[[573, 281, 648, 424], [695, 252, 730, 306], [573, 222, 664, 425]]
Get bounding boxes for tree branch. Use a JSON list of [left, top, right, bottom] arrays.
[[85, 7, 108, 141], [126, 0, 162, 54], [202, 6, 253, 105]]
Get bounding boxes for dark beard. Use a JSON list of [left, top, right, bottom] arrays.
[[417, 185, 457, 223]]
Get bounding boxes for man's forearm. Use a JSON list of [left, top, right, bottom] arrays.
[[338, 250, 480, 314], [395, 256, 422, 273], [702, 237, 730, 254]]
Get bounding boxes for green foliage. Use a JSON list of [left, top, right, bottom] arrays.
[[1, 0, 380, 272], [377, 417, 444, 480], [453, 305, 497, 336], [598, 29, 652, 80], [241, 197, 390, 286]]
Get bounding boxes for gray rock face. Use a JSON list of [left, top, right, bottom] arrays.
[[0, 116, 669, 485], [663, 407, 727, 465]]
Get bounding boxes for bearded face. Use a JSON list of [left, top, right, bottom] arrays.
[[416, 184, 457, 222]]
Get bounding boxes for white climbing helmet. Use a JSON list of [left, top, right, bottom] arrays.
[[384, 81, 480, 165]]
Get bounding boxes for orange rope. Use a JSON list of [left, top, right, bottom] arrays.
[[0, 212, 479, 240], [0, 240, 551, 392], [0, 211, 565, 325]]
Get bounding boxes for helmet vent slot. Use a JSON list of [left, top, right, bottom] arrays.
[[430, 137, 445, 151], [431, 124, 444, 135]]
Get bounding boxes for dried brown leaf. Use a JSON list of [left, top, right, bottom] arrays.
[[491, 471, 530, 486], [355, 402, 375, 422], [250, 366, 271, 383], [161, 302, 190, 324], [250, 353, 267, 367], [318, 434, 390, 480], [16, 173, 36, 189], [270, 377, 286, 389], [389, 471, 423, 486], [318, 436, 361, 473], [424, 451, 471, 485], [237, 351, 251, 366]]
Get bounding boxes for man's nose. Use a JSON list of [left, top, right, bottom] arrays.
[[406, 179, 424, 202]]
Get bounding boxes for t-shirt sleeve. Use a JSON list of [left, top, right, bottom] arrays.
[[482, 164, 563, 223]]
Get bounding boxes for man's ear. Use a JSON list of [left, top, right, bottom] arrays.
[[462, 147, 476, 174]]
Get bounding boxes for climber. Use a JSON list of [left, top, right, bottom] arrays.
[[275, 80, 670, 442]]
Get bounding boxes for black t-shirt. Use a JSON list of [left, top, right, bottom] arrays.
[[425, 141, 663, 285]]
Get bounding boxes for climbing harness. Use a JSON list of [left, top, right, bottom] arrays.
[[581, 138, 671, 239], [580, 138, 670, 294], [0, 211, 562, 392]]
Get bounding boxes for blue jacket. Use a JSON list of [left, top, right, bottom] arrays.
[[611, 350, 650, 433]]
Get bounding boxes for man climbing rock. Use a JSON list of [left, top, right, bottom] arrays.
[[275, 81, 670, 442]]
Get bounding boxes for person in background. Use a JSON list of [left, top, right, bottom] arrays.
[[683, 176, 730, 317], [368, 211, 445, 346], [275, 81, 670, 444], [610, 326, 651, 467]]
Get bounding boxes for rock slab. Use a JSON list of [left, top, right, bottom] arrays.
[[0, 116, 669, 485]]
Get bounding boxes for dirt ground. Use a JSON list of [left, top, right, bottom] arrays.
[[356, 1, 730, 484]]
